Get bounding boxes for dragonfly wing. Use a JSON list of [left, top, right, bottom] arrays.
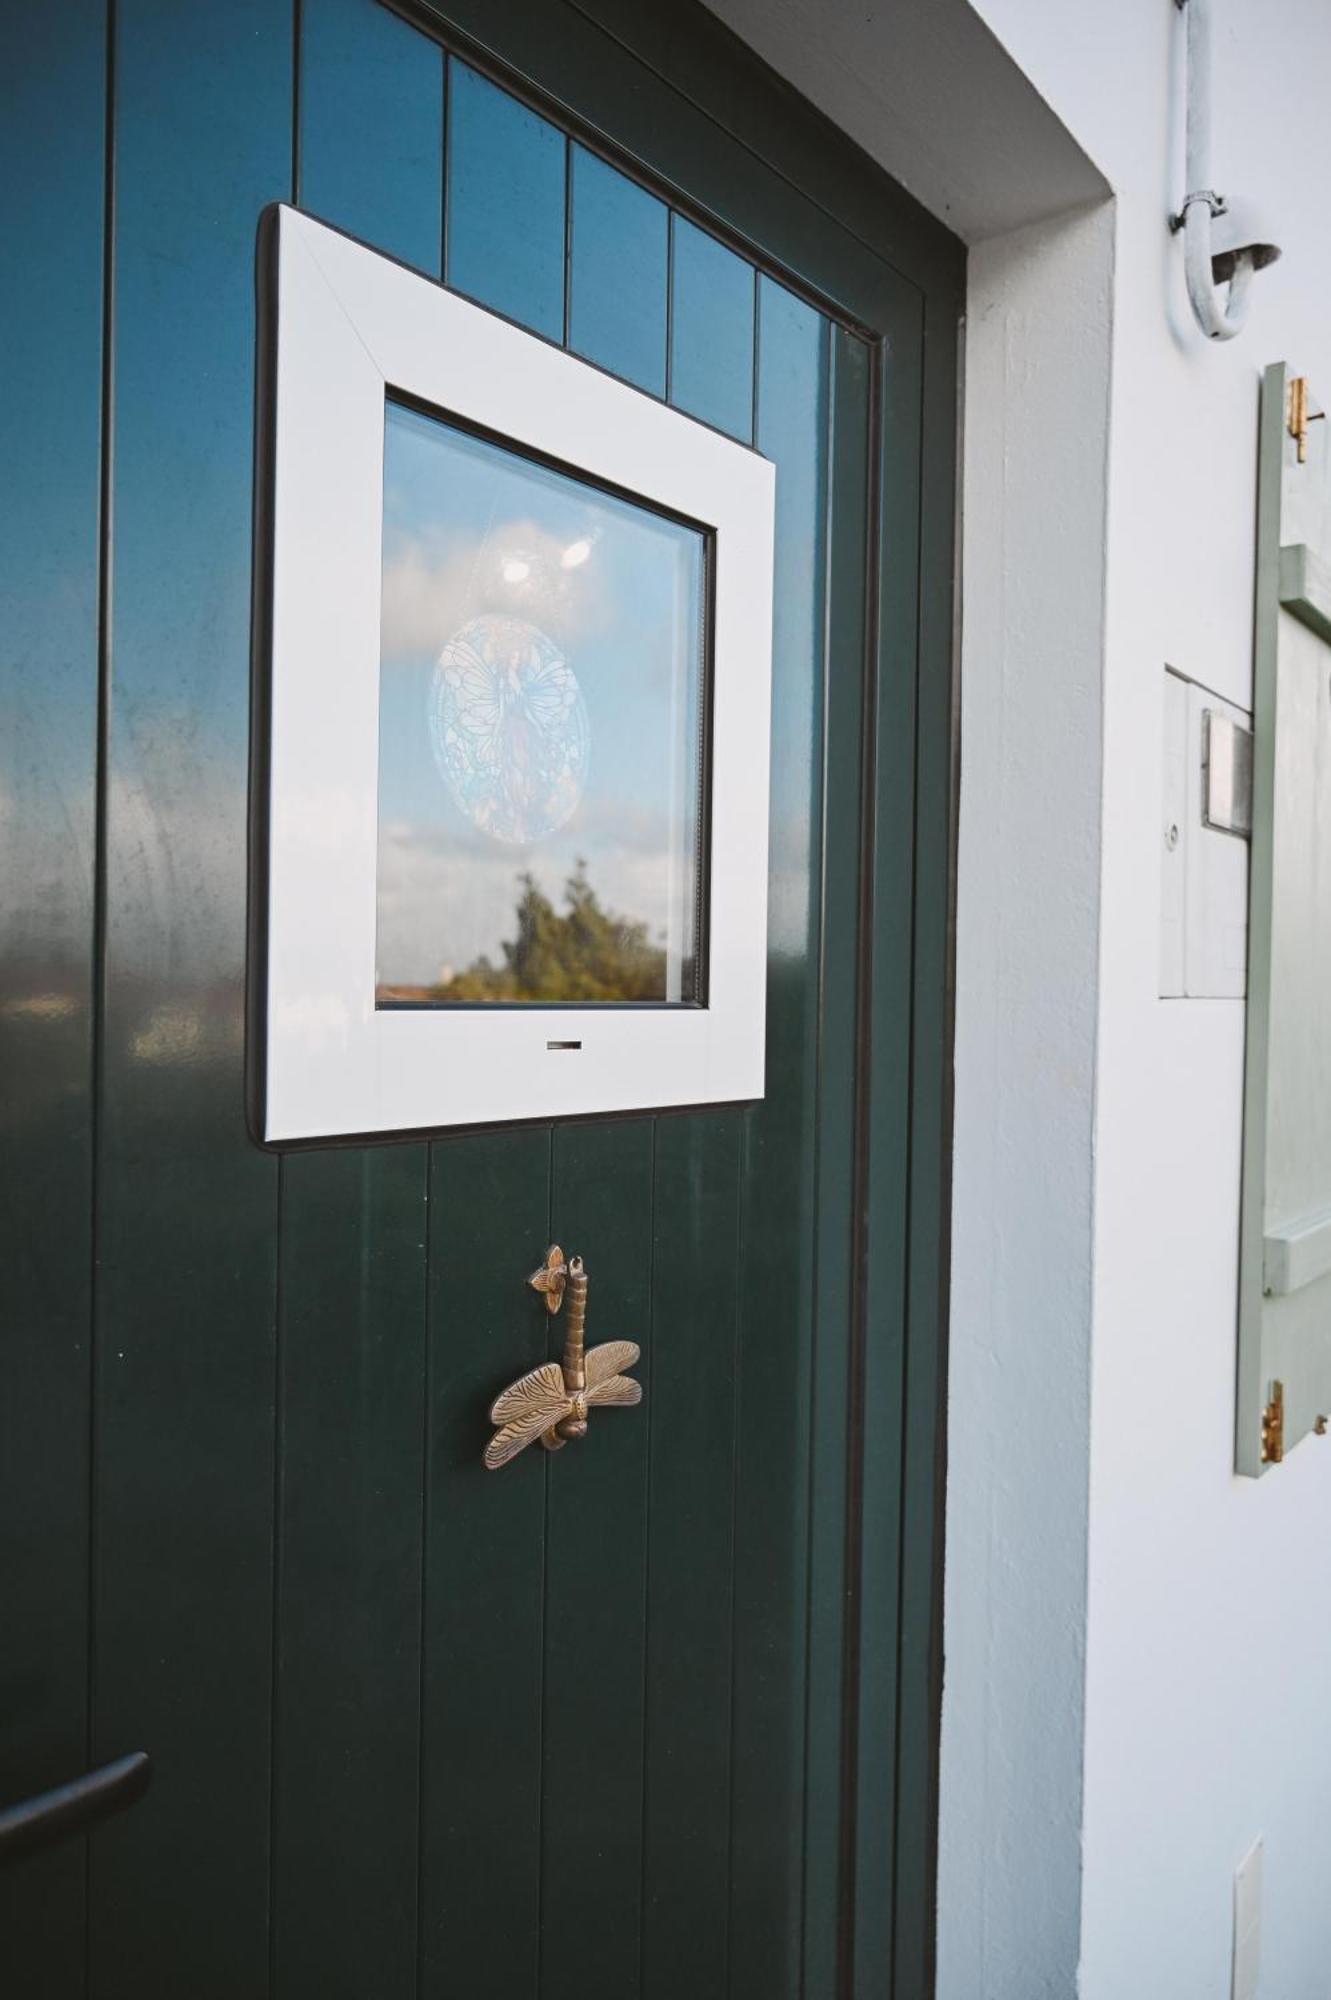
[[485, 1398, 570, 1470], [585, 1374, 642, 1409], [490, 1360, 568, 1425], [584, 1340, 640, 1390]]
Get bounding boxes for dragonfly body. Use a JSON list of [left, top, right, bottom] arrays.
[[483, 1249, 642, 1469]]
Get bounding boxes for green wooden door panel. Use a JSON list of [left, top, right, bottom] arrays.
[[419, 0, 932, 333], [446, 61, 566, 339], [569, 145, 669, 395], [849, 283, 925, 2000], [270, 11, 440, 1987], [272, 1145, 430, 1996], [540, 1119, 656, 2000], [298, 0, 444, 272], [0, 6, 961, 1997], [0, 5, 104, 1991], [421, 1126, 551, 1992], [728, 278, 830, 2000], [801, 324, 873, 2000], [888, 290, 959, 2000], [669, 218, 757, 442], [89, 5, 290, 1993], [640, 1111, 743, 2000]]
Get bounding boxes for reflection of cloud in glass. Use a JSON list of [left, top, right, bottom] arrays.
[[380, 515, 619, 659]]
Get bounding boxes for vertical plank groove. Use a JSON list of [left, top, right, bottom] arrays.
[[539, 1120, 654, 2000], [663, 210, 676, 406], [420, 1129, 551, 1993], [889, 283, 960, 2000], [532, 1121, 556, 2000], [723, 1118, 747, 2000], [851, 287, 927, 1999], [413, 1146, 432, 2000], [270, 12, 441, 1991], [635, 1119, 659, 2000], [800, 326, 872, 2000], [443, 51, 453, 294], [291, 0, 302, 206], [728, 277, 830, 2000], [640, 1113, 742, 2000], [266, 1156, 286, 2000], [85, 9, 117, 1989]]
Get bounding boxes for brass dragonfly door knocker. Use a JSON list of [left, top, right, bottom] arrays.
[[483, 1245, 642, 1470]]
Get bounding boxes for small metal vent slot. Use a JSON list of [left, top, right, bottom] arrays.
[[546, 1040, 583, 1051]]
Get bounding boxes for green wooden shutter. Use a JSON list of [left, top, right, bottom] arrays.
[[1238, 362, 1331, 1472]]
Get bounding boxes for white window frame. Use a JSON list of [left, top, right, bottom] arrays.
[[256, 204, 775, 1142]]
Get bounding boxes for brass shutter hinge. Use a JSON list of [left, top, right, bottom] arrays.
[[1260, 1380, 1285, 1464], [1287, 376, 1325, 464]]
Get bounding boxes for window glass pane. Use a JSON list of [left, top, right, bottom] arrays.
[[376, 399, 708, 1006]]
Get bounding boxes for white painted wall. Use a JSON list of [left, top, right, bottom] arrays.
[[940, 199, 1114, 1999], [702, 1, 1331, 1993], [971, 5, 1331, 1996]]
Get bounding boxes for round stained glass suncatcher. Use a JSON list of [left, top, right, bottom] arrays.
[[430, 613, 590, 846]]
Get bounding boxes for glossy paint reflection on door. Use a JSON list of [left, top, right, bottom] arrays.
[[91, 3, 291, 1993], [569, 144, 669, 395], [0, 3, 104, 1984], [730, 276, 831, 2000], [297, 0, 442, 270], [669, 216, 757, 443], [274, 2, 441, 1990], [446, 61, 565, 339]]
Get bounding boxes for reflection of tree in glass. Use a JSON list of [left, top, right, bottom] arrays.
[[440, 862, 666, 1002]]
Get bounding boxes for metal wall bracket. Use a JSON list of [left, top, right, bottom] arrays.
[[528, 1242, 569, 1315]]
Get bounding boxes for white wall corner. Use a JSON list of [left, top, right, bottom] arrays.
[[937, 195, 1115, 2000]]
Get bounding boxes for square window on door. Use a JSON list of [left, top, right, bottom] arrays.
[[375, 403, 710, 1009], [254, 203, 773, 1142]]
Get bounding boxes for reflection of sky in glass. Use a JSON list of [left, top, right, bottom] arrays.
[[375, 400, 706, 1004]]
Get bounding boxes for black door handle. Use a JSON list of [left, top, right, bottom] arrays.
[[0, 1752, 151, 1866]]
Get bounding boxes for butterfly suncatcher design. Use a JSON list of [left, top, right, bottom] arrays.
[[432, 613, 590, 847], [484, 1245, 642, 1469]]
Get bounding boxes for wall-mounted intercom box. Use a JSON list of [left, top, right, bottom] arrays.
[[1159, 665, 1252, 1000]]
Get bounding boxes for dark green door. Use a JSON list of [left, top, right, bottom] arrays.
[[0, 3, 960, 1995]]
